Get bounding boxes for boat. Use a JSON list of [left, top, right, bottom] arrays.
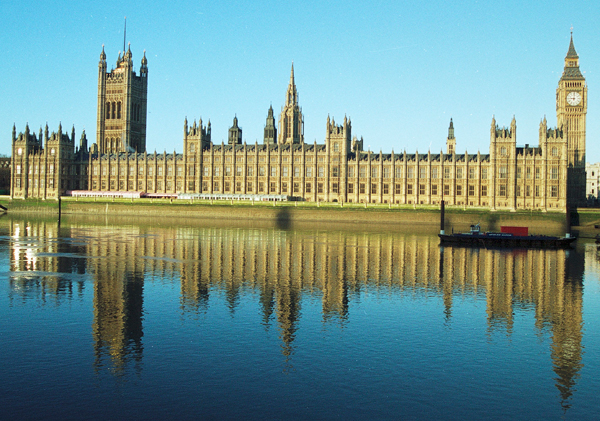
[[438, 223, 576, 249], [437, 200, 576, 249]]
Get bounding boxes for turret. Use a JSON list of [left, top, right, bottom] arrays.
[[446, 118, 456, 155]]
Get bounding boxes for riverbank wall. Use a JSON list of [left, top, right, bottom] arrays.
[[3, 196, 595, 236]]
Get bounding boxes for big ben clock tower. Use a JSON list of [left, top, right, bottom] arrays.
[[557, 33, 587, 205]]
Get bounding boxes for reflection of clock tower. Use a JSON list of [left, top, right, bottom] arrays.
[[557, 33, 587, 205]]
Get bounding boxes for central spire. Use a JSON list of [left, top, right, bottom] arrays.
[[286, 62, 298, 106], [279, 63, 303, 144]]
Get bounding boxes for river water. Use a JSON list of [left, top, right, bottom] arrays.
[[0, 215, 599, 420]]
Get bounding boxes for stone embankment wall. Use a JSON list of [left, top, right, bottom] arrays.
[[1, 197, 581, 235]]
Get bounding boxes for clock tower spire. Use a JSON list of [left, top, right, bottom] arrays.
[[557, 32, 587, 205]]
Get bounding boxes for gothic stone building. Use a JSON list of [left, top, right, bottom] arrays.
[[11, 36, 587, 211]]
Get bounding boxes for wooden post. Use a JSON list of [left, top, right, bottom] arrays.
[[440, 200, 445, 235]]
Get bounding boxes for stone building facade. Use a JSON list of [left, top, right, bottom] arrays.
[[10, 36, 588, 211]]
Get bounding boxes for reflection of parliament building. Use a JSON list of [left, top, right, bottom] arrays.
[[6, 219, 586, 403], [10, 36, 588, 210]]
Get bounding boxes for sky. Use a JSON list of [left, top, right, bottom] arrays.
[[1, 0, 599, 161]]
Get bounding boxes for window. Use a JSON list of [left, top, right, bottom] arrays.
[[332, 166, 339, 177], [469, 168, 475, 179], [359, 167, 366, 178], [395, 167, 402, 178], [526, 168, 531, 179], [359, 183, 366, 194], [225, 166, 231, 176], [500, 146, 507, 156], [551, 186, 558, 197], [318, 183, 324, 193], [236, 166, 243, 176], [444, 184, 450, 196], [516, 186, 521, 197], [371, 184, 377, 194], [270, 182, 276, 193], [333, 142, 339, 152], [456, 168, 463, 179], [372, 167, 378, 178], [259, 182, 264, 192], [499, 166, 507, 179], [419, 167, 427, 179], [535, 185, 540, 197], [247, 181, 253, 192], [444, 168, 450, 179], [432, 184, 438, 195], [214, 167, 220, 177], [203, 166, 210, 176], [481, 185, 487, 196], [551, 167, 558, 180], [294, 183, 299, 193], [419, 184, 426, 195], [16, 165, 21, 175], [407, 184, 413, 195], [348, 183, 354, 194], [468, 185, 475, 196], [348, 166, 355, 178], [271, 166, 277, 177], [499, 185, 506, 196], [552, 147, 558, 157], [431, 167, 438, 179], [535, 168, 540, 180], [282, 182, 288, 193], [456, 185, 462, 196], [158, 166, 164, 176], [295, 166, 301, 177], [306, 183, 311, 193], [407, 167, 414, 179], [517, 167, 522, 179], [481, 168, 487, 180], [213, 181, 220, 191], [383, 167, 390, 178], [189, 167, 195, 176], [383, 184, 389, 195], [395, 184, 401, 195], [247, 166, 254, 177], [259, 166, 265, 176], [318, 166, 325, 177], [306, 167, 313, 177], [282, 166, 288, 177], [526, 185, 531, 197], [332, 183, 339, 194], [202, 181, 208, 191]]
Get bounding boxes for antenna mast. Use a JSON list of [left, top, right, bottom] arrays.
[[123, 17, 127, 54]]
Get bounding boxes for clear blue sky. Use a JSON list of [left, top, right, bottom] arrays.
[[1, 0, 599, 161]]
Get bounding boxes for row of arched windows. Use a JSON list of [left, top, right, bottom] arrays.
[[105, 102, 122, 120], [104, 137, 121, 152], [105, 102, 143, 122]]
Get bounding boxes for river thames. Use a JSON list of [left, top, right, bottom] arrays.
[[1, 215, 599, 420]]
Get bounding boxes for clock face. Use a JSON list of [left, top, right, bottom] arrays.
[[567, 91, 582, 106]]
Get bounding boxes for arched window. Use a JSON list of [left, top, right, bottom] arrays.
[[112, 102, 116, 119], [106, 102, 111, 119], [117, 102, 122, 119]]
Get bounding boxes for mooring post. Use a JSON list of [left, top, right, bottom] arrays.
[[565, 205, 571, 238], [440, 200, 445, 235]]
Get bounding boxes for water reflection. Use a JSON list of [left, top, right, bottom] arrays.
[[3, 217, 586, 408]]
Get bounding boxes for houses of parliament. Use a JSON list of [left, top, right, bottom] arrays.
[[10, 36, 588, 210]]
